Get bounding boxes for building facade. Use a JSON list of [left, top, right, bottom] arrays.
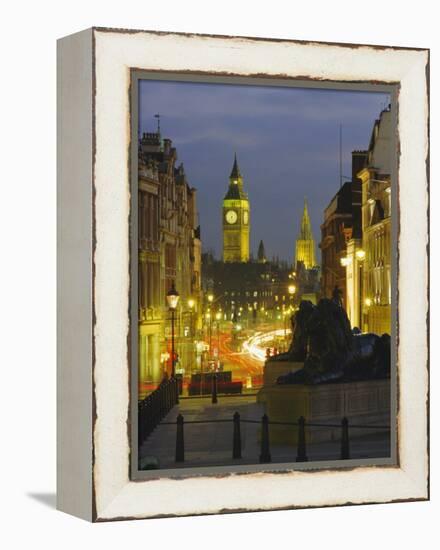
[[138, 130, 202, 393], [341, 107, 391, 335], [202, 257, 295, 327], [138, 153, 162, 387], [295, 200, 317, 270], [358, 108, 392, 335], [320, 152, 365, 306], [222, 154, 250, 263]]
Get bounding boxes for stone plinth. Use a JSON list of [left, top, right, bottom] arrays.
[[262, 360, 303, 387], [257, 360, 303, 405], [259, 379, 390, 445]]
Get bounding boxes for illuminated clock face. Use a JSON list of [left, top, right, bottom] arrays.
[[243, 211, 249, 225], [225, 210, 238, 224]]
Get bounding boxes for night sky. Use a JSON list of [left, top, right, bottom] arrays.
[[139, 79, 390, 263]]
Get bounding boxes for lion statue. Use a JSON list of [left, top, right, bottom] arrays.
[[272, 298, 390, 385]]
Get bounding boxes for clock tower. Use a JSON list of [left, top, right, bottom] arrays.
[[222, 154, 250, 263]]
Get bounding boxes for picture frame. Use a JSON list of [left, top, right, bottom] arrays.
[[57, 27, 429, 522]]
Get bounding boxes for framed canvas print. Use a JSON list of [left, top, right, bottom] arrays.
[[57, 27, 429, 521]]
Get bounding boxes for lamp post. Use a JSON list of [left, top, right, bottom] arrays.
[[166, 283, 180, 378], [208, 312, 213, 362], [215, 311, 221, 368], [288, 284, 296, 301], [355, 249, 366, 331], [187, 298, 195, 377], [287, 285, 296, 341]]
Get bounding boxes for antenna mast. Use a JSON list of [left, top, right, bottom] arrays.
[[154, 113, 161, 135]]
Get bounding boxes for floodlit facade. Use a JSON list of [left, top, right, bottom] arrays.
[[344, 107, 392, 334], [222, 154, 250, 263], [295, 199, 317, 270], [138, 131, 202, 392]]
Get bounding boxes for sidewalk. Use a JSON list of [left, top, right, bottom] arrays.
[[139, 395, 390, 469]]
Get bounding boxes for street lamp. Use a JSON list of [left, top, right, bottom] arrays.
[[187, 298, 195, 337], [215, 311, 221, 368], [356, 249, 366, 330], [206, 311, 213, 362], [288, 285, 296, 295], [166, 283, 180, 378], [186, 298, 196, 377], [288, 284, 296, 314]]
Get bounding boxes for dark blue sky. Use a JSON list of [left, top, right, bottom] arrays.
[[139, 80, 390, 262]]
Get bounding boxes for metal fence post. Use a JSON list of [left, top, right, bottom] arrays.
[[159, 384, 165, 420], [212, 373, 218, 404], [232, 411, 242, 459], [340, 417, 350, 460], [296, 416, 308, 462], [175, 413, 185, 462], [259, 414, 271, 463]]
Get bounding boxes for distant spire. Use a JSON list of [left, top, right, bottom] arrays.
[[299, 198, 313, 240], [257, 240, 267, 263], [294, 197, 316, 269], [230, 153, 241, 180]]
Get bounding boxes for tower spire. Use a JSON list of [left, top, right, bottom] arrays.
[[223, 154, 250, 263], [300, 198, 313, 240], [294, 198, 316, 269], [257, 240, 267, 263], [230, 152, 241, 180]]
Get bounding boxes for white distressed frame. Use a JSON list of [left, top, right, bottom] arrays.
[[57, 28, 429, 522]]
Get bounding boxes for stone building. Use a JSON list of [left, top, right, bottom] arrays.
[[295, 199, 317, 270], [202, 256, 295, 329], [320, 151, 365, 306], [138, 152, 162, 387], [338, 106, 392, 335], [357, 107, 392, 335], [138, 130, 202, 390], [222, 154, 250, 263]]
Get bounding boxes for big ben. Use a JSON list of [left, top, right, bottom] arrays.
[[222, 154, 250, 263]]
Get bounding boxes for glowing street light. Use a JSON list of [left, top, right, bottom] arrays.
[[166, 283, 180, 378], [288, 285, 296, 295], [340, 257, 351, 267], [187, 298, 195, 309], [356, 249, 366, 261], [207, 293, 214, 303], [365, 297, 372, 307]]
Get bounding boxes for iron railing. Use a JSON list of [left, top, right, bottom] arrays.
[[165, 413, 390, 464], [138, 377, 179, 446]]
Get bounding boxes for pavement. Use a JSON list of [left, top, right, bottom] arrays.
[[139, 394, 391, 470]]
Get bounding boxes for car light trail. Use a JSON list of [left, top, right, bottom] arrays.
[[242, 329, 291, 362]]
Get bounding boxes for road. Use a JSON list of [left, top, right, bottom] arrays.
[[217, 331, 262, 381], [139, 323, 290, 397]]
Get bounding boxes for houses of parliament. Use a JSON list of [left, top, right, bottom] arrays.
[[221, 154, 317, 271], [201, 154, 320, 326]]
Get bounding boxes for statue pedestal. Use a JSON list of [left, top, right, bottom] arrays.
[[259, 379, 390, 445], [262, 360, 303, 387], [257, 360, 303, 405]]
